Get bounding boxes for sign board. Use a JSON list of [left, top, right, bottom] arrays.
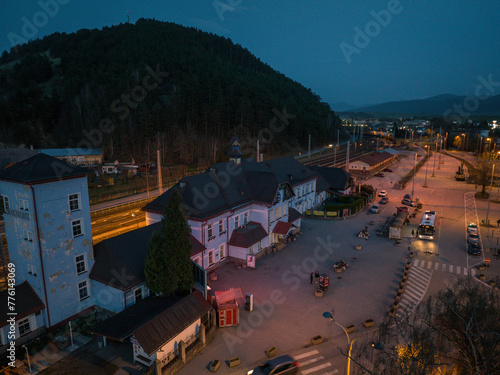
[[343, 208, 349, 217], [247, 255, 255, 268], [485, 258, 491, 264]]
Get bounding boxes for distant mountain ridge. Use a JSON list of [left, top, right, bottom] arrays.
[[341, 94, 500, 116]]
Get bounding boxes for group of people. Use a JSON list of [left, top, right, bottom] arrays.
[[310, 271, 320, 284]]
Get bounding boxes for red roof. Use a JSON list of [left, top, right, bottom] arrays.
[[273, 221, 292, 235], [215, 288, 244, 305]]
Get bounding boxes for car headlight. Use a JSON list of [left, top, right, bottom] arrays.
[[247, 371, 254, 375]]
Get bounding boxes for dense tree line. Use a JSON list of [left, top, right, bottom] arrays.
[[0, 19, 341, 165]]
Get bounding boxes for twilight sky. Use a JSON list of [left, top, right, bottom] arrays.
[[1, 0, 499, 107]]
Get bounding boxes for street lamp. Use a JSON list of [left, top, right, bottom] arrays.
[[411, 152, 417, 200], [432, 141, 437, 177], [486, 162, 495, 238], [461, 133, 466, 152], [323, 312, 383, 375], [22, 345, 31, 374], [423, 145, 429, 188], [131, 213, 139, 229]]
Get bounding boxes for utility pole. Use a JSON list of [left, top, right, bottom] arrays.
[[157, 149, 162, 194], [411, 152, 417, 199], [432, 141, 437, 177], [308, 134, 311, 159], [423, 146, 429, 188], [438, 127, 442, 169], [346, 142, 350, 172], [486, 163, 495, 238]]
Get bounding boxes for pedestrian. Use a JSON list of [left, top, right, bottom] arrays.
[[310, 272, 313, 285], [315, 271, 319, 283], [411, 229, 415, 237], [497, 219, 500, 227]]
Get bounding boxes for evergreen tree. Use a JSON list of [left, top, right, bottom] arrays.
[[144, 188, 194, 295]]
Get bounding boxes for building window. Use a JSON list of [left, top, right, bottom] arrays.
[[248, 246, 254, 255], [284, 205, 288, 216], [208, 224, 213, 238], [19, 199, 29, 211], [27, 264, 37, 276], [1, 196, 9, 211], [75, 254, 87, 274], [276, 206, 282, 219], [23, 230, 33, 242], [234, 215, 239, 229], [18, 317, 31, 336], [69, 193, 81, 212], [208, 250, 214, 266], [243, 212, 248, 224], [258, 241, 262, 250], [135, 288, 143, 303], [72, 219, 84, 238], [78, 280, 89, 301], [219, 244, 226, 260], [219, 220, 224, 234]]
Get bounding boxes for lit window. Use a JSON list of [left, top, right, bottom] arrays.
[[78, 280, 89, 301], [19, 199, 29, 211], [18, 317, 31, 336], [72, 219, 83, 238], [219, 244, 226, 260], [276, 206, 282, 219], [234, 216, 239, 229], [75, 254, 87, 274], [69, 193, 81, 212], [243, 212, 248, 224], [208, 250, 214, 266]]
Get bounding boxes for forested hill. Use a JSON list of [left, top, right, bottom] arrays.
[[0, 19, 341, 165]]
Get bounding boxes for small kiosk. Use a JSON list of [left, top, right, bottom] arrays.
[[214, 288, 244, 327], [319, 274, 330, 291]]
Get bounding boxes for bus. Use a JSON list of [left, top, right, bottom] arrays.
[[418, 210, 436, 240]]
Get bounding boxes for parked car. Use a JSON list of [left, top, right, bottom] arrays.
[[380, 197, 389, 204], [467, 231, 480, 245], [247, 355, 299, 375], [401, 198, 417, 207], [378, 190, 388, 197], [404, 194, 411, 200], [468, 243, 482, 256], [374, 172, 385, 177], [383, 168, 393, 172], [467, 222, 478, 234], [370, 204, 379, 213]]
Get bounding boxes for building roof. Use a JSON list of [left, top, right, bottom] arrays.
[[133, 290, 212, 356], [355, 151, 394, 166], [264, 156, 319, 187], [272, 221, 292, 235], [90, 222, 205, 290], [143, 160, 279, 220], [0, 148, 37, 170], [37, 148, 103, 157], [310, 166, 352, 191], [288, 208, 303, 223], [0, 281, 45, 327], [228, 221, 268, 248], [88, 295, 183, 341], [0, 153, 89, 184]]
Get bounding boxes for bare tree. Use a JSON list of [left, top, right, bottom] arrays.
[[470, 159, 493, 196]]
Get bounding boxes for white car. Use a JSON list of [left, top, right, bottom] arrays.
[[370, 204, 379, 214], [467, 222, 478, 234], [378, 190, 387, 197]]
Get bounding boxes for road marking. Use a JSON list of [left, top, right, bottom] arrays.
[[301, 362, 332, 374], [449, 265, 453, 272], [471, 269, 476, 276], [295, 350, 319, 360], [464, 268, 467, 275], [427, 261, 432, 269], [442, 263, 447, 272], [323, 371, 339, 375], [456, 266, 461, 274], [434, 263, 439, 270], [300, 356, 325, 366]]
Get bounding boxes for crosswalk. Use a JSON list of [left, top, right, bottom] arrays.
[[411, 259, 476, 276], [397, 264, 432, 316], [294, 350, 339, 374]]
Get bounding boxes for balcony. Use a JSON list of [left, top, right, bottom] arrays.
[[4, 209, 30, 221]]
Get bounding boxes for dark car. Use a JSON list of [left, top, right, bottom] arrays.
[[380, 197, 389, 204], [404, 194, 411, 200], [468, 243, 481, 256], [374, 172, 385, 177], [248, 355, 299, 375]]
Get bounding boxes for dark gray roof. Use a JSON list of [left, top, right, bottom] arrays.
[[133, 290, 211, 356], [143, 160, 279, 220], [0, 153, 89, 184], [264, 156, 319, 187], [0, 148, 37, 170], [228, 221, 268, 248], [88, 295, 183, 341], [90, 222, 205, 290], [0, 281, 44, 327], [310, 166, 352, 191], [288, 208, 303, 223]]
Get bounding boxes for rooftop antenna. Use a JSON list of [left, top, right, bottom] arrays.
[[127, 10, 129, 24]]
